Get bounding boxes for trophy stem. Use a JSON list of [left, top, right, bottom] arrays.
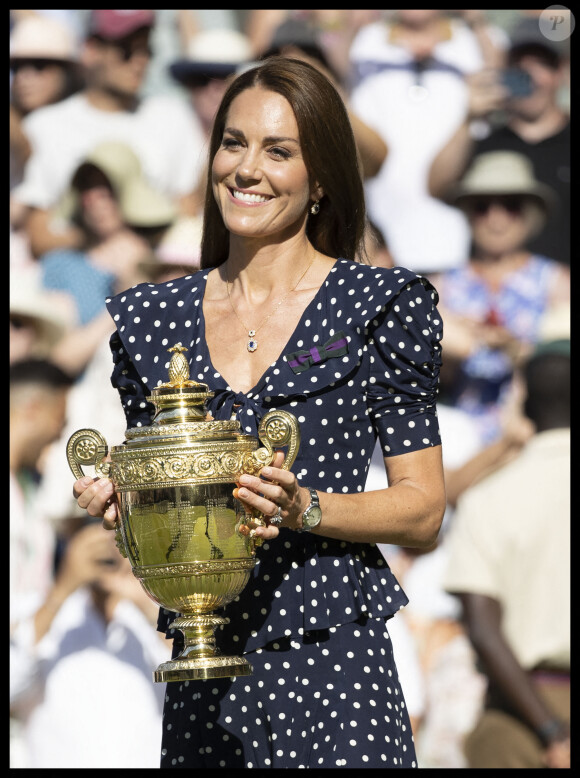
[[153, 614, 253, 683]]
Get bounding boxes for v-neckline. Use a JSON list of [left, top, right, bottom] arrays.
[[199, 260, 341, 396]]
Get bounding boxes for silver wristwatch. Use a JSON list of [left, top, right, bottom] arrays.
[[298, 487, 322, 532]]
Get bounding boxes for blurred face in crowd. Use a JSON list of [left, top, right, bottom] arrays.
[[10, 383, 69, 468], [10, 314, 40, 363], [86, 28, 152, 98], [465, 195, 541, 256], [188, 75, 231, 135], [11, 58, 70, 114], [508, 51, 565, 121], [74, 167, 124, 240], [396, 10, 442, 27]]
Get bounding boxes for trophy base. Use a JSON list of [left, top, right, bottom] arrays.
[[154, 654, 253, 683]]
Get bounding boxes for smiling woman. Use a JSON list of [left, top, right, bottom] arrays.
[[73, 56, 446, 769]]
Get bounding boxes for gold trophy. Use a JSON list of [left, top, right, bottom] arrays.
[[66, 344, 300, 682]]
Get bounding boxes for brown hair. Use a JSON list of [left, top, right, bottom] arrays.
[[200, 56, 368, 269]]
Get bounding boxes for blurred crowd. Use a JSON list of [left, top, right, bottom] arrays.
[[10, 9, 570, 769]]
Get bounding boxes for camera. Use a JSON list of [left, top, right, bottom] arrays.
[[501, 68, 534, 98]]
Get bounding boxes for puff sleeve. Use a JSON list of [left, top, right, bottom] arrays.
[[366, 276, 443, 456]]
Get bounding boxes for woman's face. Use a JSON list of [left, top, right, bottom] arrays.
[[212, 86, 315, 243], [80, 185, 124, 239], [466, 196, 537, 256], [11, 59, 68, 114]]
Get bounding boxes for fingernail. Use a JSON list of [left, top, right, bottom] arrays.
[[79, 477, 93, 486], [239, 475, 251, 485], [261, 467, 272, 476], [238, 488, 248, 498]]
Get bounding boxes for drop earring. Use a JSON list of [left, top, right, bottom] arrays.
[[310, 200, 320, 215]]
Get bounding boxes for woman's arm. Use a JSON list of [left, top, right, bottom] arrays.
[[236, 445, 446, 548]]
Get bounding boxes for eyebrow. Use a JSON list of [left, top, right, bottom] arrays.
[[223, 127, 300, 145]]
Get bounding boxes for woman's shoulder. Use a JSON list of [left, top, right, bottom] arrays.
[[106, 268, 208, 314], [332, 259, 438, 307]]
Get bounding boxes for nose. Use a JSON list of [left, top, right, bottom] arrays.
[[235, 147, 262, 183]]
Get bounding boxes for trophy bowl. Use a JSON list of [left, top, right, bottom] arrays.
[[67, 344, 300, 682]]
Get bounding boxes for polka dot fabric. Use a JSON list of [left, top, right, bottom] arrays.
[[105, 259, 442, 767], [161, 616, 416, 768]]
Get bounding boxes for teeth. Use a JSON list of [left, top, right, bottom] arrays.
[[232, 190, 269, 203]]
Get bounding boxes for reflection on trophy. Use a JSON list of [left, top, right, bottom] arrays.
[[66, 343, 300, 682]]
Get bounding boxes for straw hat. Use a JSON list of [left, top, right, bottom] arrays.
[[10, 269, 71, 352], [10, 15, 79, 65], [57, 141, 177, 230], [446, 151, 557, 235], [169, 29, 253, 84]]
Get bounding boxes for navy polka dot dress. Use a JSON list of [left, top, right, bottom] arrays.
[[105, 259, 443, 768]]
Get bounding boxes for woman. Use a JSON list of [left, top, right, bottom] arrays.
[[430, 150, 570, 446], [40, 140, 176, 377], [73, 57, 445, 769]]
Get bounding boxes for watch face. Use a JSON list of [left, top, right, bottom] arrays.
[[303, 505, 322, 528]]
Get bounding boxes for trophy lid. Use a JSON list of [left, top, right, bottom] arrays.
[[147, 343, 214, 425]]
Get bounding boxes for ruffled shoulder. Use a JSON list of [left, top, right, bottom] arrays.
[[105, 270, 208, 392], [274, 261, 440, 400]]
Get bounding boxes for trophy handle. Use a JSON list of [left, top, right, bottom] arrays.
[[254, 409, 301, 472], [66, 428, 127, 558], [66, 428, 111, 480]]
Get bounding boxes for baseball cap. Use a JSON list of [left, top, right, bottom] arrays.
[[88, 10, 155, 41], [508, 17, 568, 65]]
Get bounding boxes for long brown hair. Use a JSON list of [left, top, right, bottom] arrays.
[[200, 56, 368, 269]]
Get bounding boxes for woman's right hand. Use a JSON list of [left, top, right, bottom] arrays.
[[73, 476, 119, 530]]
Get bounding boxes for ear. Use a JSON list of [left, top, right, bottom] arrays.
[[311, 183, 324, 202]]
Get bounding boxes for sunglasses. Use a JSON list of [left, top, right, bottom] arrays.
[[11, 58, 61, 73], [93, 35, 152, 62], [469, 196, 525, 216], [10, 314, 35, 330]]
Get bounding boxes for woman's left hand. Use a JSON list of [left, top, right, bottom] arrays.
[[234, 451, 308, 540]]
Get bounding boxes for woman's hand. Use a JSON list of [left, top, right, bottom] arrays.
[[73, 475, 119, 530], [234, 451, 309, 540]]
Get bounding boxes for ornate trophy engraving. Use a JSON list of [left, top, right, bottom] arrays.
[[66, 344, 300, 682]]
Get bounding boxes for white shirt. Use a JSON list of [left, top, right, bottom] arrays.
[[13, 92, 207, 210], [442, 428, 570, 670], [11, 588, 170, 769], [10, 470, 56, 623], [349, 20, 506, 273]]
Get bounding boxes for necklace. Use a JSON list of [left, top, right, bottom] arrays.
[[225, 258, 314, 352]]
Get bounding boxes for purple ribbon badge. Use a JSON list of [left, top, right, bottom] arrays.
[[285, 331, 349, 374]]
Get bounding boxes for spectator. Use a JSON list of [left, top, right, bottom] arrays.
[[10, 518, 170, 768], [168, 27, 254, 216], [10, 14, 83, 272], [428, 17, 570, 266], [10, 269, 73, 364], [243, 10, 381, 86], [442, 340, 570, 768], [348, 10, 508, 274], [10, 358, 75, 768], [13, 10, 206, 259], [10, 14, 82, 193], [38, 139, 177, 378], [10, 359, 75, 624], [429, 150, 569, 446], [260, 17, 388, 180]]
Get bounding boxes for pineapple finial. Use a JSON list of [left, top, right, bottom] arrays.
[[167, 343, 190, 385]]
